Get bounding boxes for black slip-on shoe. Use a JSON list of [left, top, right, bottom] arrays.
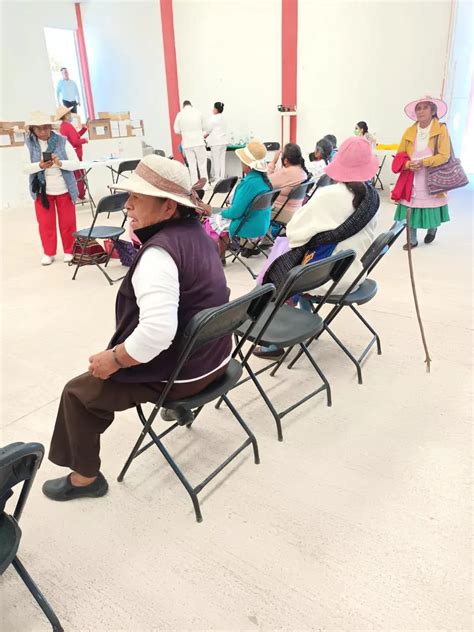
[[252, 346, 285, 359], [424, 229, 437, 244], [42, 472, 108, 501], [161, 407, 195, 426]]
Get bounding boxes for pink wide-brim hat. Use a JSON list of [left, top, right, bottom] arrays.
[[404, 95, 448, 121], [325, 137, 379, 183]]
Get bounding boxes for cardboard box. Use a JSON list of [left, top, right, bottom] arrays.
[[98, 111, 130, 121], [88, 118, 112, 140], [0, 121, 26, 146]]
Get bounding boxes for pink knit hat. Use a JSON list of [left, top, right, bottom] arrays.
[[325, 137, 379, 183]]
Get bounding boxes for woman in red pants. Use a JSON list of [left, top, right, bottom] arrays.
[[23, 111, 79, 265], [56, 105, 88, 200]]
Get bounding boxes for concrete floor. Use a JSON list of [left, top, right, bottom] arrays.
[[1, 188, 472, 631]]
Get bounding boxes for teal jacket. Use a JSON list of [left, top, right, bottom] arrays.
[[221, 170, 272, 238]]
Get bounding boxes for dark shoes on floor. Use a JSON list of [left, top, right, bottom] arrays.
[[240, 248, 260, 258], [252, 346, 285, 359], [403, 242, 418, 250], [161, 407, 195, 426], [424, 229, 437, 244], [42, 472, 108, 502]]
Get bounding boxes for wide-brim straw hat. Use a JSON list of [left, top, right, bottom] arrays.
[[113, 154, 209, 213], [235, 139, 268, 172], [25, 111, 58, 130], [325, 136, 379, 183], [55, 105, 73, 120], [404, 95, 448, 121]]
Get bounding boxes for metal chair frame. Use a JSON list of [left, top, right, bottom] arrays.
[[117, 284, 275, 522], [207, 176, 238, 208], [71, 192, 128, 285]]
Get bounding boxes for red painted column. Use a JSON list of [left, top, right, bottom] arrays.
[[281, 0, 298, 142], [75, 3, 95, 119], [160, 0, 181, 160]]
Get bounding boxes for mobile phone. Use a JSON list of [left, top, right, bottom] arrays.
[[42, 151, 52, 162]]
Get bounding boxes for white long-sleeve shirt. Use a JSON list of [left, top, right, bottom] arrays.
[[173, 105, 205, 149], [205, 113, 228, 147], [23, 139, 80, 195], [124, 247, 229, 382]]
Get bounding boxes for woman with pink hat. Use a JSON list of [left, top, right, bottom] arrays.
[[254, 137, 380, 359], [393, 95, 450, 249]]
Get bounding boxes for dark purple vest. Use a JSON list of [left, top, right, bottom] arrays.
[[109, 218, 232, 383]]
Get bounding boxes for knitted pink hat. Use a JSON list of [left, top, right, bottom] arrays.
[[325, 137, 379, 183]]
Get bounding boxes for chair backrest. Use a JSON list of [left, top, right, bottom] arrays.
[[0, 442, 44, 521], [96, 192, 129, 215], [287, 180, 312, 202], [117, 159, 140, 176], [153, 149, 166, 157], [315, 174, 334, 189], [213, 176, 238, 194], [387, 221, 405, 248], [160, 284, 275, 401], [264, 142, 280, 151], [360, 230, 395, 273], [274, 249, 356, 307], [248, 189, 281, 212]]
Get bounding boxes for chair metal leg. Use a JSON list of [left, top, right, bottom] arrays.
[[221, 395, 260, 464], [117, 404, 159, 482], [324, 324, 363, 385], [242, 360, 284, 441], [298, 342, 332, 407], [12, 557, 64, 632], [349, 305, 382, 354]]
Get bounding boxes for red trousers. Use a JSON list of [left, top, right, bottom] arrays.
[[34, 193, 77, 256], [75, 170, 86, 199]]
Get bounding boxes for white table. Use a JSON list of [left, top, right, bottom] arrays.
[[79, 156, 142, 212]]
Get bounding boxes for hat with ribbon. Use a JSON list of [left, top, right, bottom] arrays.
[[235, 139, 268, 172], [113, 154, 211, 214], [25, 111, 58, 130], [54, 105, 74, 120]]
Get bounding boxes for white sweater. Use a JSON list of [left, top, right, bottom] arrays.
[[286, 183, 377, 294]]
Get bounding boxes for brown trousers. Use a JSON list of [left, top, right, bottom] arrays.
[[49, 367, 226, 477]]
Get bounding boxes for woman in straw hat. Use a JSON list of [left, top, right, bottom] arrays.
[[23, 111, 80, 265], [56, 105, 88, 200], [393, 95, 450, 249], [42, 155, 232, 501]]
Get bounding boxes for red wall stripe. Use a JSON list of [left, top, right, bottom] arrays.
[[281, 0, 298, 143], [160, 0, 181, 160], [74, 3, 95, 119]]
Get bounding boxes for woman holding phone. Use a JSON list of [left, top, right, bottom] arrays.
[[23, 111, 79, 265]]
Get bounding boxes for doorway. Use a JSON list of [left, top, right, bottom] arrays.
[[44, 27, 87, 122]]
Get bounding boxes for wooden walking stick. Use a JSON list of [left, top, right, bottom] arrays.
[[405, 207, 432, 372]]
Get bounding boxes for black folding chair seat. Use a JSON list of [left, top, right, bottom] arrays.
[[323, 278, 378, 306], [74, 226, 125, 240], [238, 303, 324, 348], [0, 514, 21, 574], [164, 359, 242, 410], [0, 442, 63, 631], [118, 284, 275, 522]]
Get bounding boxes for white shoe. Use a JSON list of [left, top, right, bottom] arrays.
[[63, 254, 74, 263], [41, 255, 55, 266]]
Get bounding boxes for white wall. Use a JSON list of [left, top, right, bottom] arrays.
[[173, 0, 281, 145], [297, 0, 452, 156], [0, 1, 77, 121], [81, 1, 172, 153]]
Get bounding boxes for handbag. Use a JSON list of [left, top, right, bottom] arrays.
[[72, 237, 108, 266], [426, 125, 468, 194]]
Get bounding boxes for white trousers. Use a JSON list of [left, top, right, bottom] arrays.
[[210, 144, 227, 182], [184, 145, 208, 186]]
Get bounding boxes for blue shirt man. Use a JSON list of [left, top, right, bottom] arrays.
[[56, 67, 81, 113]]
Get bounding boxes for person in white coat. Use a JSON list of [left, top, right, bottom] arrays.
[[173, 100, 208, 187], [204, 101, 228, 183]]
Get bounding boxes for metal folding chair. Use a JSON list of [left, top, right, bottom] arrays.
[[372, 155, 386, 190], [118, 284, 276, 522], [306, 174, 334, 202], [217, 250, 356, 441], [278, 223, 405, 383], [71, 192, 128, 285], [263, 142, 280, 151], [225, 189, 282, 278], [111, 159, 140, 186], [207, 176, 238, 207], [269, 180, 313, 240], [0, 442, 63, 632], [153, 149, 166, 157]]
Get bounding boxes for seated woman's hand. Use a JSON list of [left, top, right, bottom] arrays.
[[88, 350, 119, 380]]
